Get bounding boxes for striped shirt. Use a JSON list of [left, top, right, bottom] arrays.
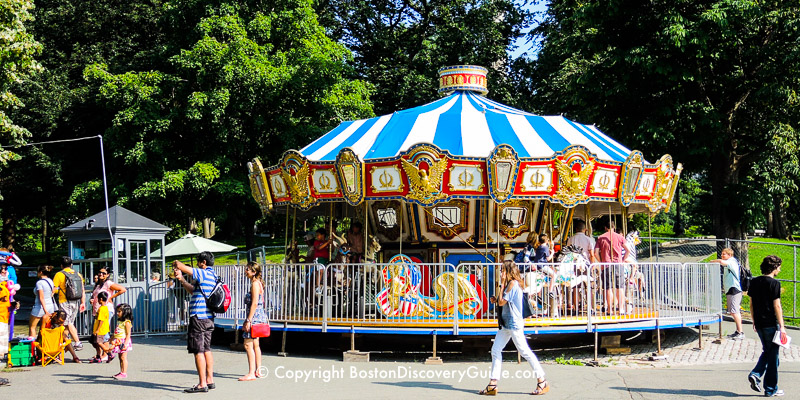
[[190, 267, 216, 320]]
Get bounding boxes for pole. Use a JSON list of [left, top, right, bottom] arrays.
[[648, 213, 653, 259], [593, 324, 598, 362], [329, 203, 334, 260], [399, 202, 404, 255], [284, 205, 290, 262], [97, 136, 116, 278]]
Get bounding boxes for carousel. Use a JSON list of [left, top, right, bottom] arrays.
[[241, 66, 720, 337]]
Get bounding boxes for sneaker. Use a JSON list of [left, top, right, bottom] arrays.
[[112, 373, 127, 380], [73, 342, 84, 351], [734, 331, 745, 340], [728, 331, 741, 340], [749, 374, 763, 392], [766, 390, 784, 397], [89, 357, 103, 364]]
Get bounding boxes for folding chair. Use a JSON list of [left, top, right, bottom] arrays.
[[33, 326, 71, 366]]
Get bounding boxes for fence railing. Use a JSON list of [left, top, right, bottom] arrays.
[[636, 236, 800, 321], [72, 258, 726, 337]]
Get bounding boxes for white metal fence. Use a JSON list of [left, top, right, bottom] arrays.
[[73, 260, 721, 337]]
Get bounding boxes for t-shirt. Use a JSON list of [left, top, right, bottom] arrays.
[[533, 244, 551, 263], [0, 283, 9, 324], [567, 232, 595, 262], [53, 267, 84, 303], [721, 257, 741, 294], [190, 267, 216, 320], [33, 277, 56, 312], [313, 240, 329, 259], [501, 281, 524, 330], [595, 231, 625, 263], [748, 275, 781, 329], [94, 304, 111, 336]]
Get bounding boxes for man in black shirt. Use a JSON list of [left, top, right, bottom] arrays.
[[747, 255, 787, 397]]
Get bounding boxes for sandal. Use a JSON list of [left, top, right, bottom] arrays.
[[478, 384, 497, 396], [532, 380, 549, 395]]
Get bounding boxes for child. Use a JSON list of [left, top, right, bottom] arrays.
[[313, 228, 333, 294], [109, 303, 132, 379], [90, 291, 112, 363]]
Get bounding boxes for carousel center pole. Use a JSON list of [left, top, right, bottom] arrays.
[[399, 201, 404, 256], [329, 203, 334, 261]]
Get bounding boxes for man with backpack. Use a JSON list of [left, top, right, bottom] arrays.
[[712, 248, 747, 340], [53, 256, 86, 352], [173, 251, 219, 393]]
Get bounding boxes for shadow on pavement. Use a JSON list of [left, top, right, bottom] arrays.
[[611, 386, 743, 397], [54, 373, 184, 392], [144, 369, 241, 379], [374, 381, 477, 395]]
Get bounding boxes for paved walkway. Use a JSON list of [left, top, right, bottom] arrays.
[[542, 320, 800, 368], [2, 321, 798, 399]]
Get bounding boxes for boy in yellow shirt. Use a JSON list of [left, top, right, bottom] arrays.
[[90, 292, 111, 363]]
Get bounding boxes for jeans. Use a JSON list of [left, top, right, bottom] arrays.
[[490, 328, 545, 381], [751, 326, 780, 395]]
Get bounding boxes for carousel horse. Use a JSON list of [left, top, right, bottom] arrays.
[[376, 255, 481, 318]]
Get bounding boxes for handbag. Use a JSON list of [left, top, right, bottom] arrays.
[[250, 323, 271, 338]]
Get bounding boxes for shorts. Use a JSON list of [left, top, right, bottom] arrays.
[[726, 292, 742, 315], [60, 300, 80, 326], [93, 333, 110, 345], [187, 316, 214, 354], [31, 303, 55, 318], [601, 266, 625, 290]]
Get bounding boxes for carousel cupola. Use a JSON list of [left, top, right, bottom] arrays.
[[438, 65, 489, 95]]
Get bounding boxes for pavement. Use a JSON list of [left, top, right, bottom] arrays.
[[2, 320, 799, 399]]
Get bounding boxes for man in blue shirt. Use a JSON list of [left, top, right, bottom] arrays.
[[712, 248, 744, 339], [174, 251, 217, 393]]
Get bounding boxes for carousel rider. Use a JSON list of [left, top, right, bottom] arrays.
[[346, 222, 365, 263]]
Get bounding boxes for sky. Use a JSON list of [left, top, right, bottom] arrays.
[[509, 1, 549, 60]]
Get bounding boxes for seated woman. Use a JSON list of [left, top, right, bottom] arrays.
[[39, 310, 81, 363]]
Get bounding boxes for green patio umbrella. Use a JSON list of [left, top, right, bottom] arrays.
[[162, 233, 237, 257]]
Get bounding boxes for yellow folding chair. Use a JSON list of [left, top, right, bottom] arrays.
[[34, 326, 71, 366]]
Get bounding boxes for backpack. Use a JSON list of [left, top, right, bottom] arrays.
[[200, 271, 231, 314], [739, 266, 752, 292], [62, 270, 84, 301], [514, 250, 526, 264]]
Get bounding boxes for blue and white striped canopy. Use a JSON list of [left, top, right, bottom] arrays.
[[300, 91, 632, 162]]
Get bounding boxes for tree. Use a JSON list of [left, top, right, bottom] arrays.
[[0, 0, 41, 249], [84, 0, 374, 246], [316, 0, 533, 115], [524, 0, 800, 240]]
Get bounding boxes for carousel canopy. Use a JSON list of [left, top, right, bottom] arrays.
[[300, 91, 632, 162], [249, 65, 681, 215]]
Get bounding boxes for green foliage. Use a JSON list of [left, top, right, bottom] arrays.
[[524, 0, 800, 239], [81, 0, 374, 229], [554, 354, 584, 366], [316, 0, 533, 114], [0, 0, 41, 165]]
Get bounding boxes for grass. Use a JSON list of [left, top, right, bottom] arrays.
[[554, 355, 584, 366], [719, 238, 800, 325]]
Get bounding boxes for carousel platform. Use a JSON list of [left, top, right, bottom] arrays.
[[212, 261, 722, 337]]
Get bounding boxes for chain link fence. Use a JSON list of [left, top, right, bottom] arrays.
[[637, 236, 800, 322]]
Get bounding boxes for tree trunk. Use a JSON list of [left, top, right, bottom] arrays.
[[673, 184, 684, 236], [2, 211, 17, 251], [244, 215, 256, 250], [203, 218, 211, 238], [711, 152, 750, 265], [772, 198, 789, 240], [42, 205, 48, 253], [766, 207, 775, 237]]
